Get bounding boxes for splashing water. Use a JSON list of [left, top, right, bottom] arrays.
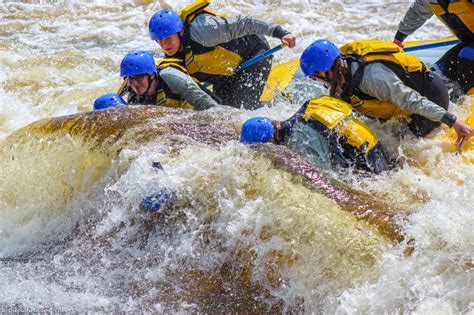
[[1, 1, 472, 313]]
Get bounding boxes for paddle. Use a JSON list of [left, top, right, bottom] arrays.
[[404, 39, 460, 52], [237, 44, 286, 72], [455, 136, 466, 155], [260, 38, 459, 103], [201, 44, 286, 93]]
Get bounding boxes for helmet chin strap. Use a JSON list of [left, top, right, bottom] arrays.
[[145, 73, 155, 96], [135, 73, 157, 104], [177, 31, 187, 54], [179, 33, 184, 47]]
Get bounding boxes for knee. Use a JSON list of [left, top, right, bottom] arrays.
[[459, 46, 474, 62], [458, 46, 474, 93], [367, 144, 393, 174]]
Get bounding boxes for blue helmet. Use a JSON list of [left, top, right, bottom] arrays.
[[300, 39, 342, 77], [120, 50, 157, 77], [240, 117, 274, 144], [140, 189, 176, 213], [149, 9, 184, 41], [93, 93, 127, 110]]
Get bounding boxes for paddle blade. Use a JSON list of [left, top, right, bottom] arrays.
[[260, 59, 300, 103]]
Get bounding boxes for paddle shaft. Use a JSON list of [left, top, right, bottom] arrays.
[[201, 44, 285, 89], [455, 136, 466, 155], [236, 44, 285, 72], [404, 39, 460, 52], [238, 39, 457, 71]]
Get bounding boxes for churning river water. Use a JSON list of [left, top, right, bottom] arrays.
[[0, 0, 473, 313]]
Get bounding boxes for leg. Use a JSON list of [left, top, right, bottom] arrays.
[[435, 42, 467, 79], [457, 44, 474, 94], [408, 72, 450, 137], [434, 42, 474, 94], [211, 55, 272, 110], [365, 143, 392, 174], [212, 76, 238, 107], [231, 56, 272, 110]]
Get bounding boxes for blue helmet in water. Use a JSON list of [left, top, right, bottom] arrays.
[[240, 117, 275, 144], [93, 93, 127, 110], [140, 188, 176, 213], [300, 39, 342, 77], [120, 50, 157, 77], [149, 9, 184, 41]]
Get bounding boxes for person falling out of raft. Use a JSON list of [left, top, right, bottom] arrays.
[[118, 50, 222, 110], [393, 0, 474, 95], [298, 39, 474, 143], [148, 0, 296, 110], [240, 95, 392, 174]]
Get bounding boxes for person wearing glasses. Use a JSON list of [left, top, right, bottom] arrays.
[[117, 50, 221, 110], [299, 39, 474, 141]]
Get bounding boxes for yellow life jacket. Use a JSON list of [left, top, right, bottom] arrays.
[[117, 58, 194, 109], [302, 95, 379, 153], [179, 0, 214, 27], [155, 58, 195, 109], [428, 0, 474, 43], [178, 0, 267, 81], [340, 40, 427, 73], [340, 40, 430, 120]]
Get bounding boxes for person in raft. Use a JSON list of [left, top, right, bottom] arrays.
[[117, 50, 223, 110], [393, 0, 474, 95], [148, 0, 296, 110], [298, 38, 474, 142], [240, 95, 392, 174]]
